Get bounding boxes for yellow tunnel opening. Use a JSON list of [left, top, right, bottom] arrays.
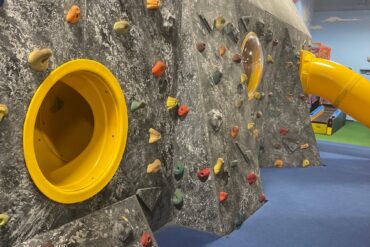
[[241, 32, 264, 100], [23, 59, 128, 204]]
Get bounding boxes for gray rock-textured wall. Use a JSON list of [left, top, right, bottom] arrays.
[[0, 0, 320, 246]]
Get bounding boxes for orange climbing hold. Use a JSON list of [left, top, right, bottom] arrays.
[[178, 105, 190, 117], [219, 46, 226, 56], [140, 232, 153, 247], [147, 0, 160, 10], [274, 159, 283, 168], [246, 172, 257, 185], [66, 5, 81, 24], [219, 192, 228, 203], [231, 126, 239, 139], [152, 61, 166, 77]]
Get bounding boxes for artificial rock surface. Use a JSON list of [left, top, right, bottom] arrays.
[[0, 0, 319, 246]]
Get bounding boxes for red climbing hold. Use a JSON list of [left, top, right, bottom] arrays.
[[152, 61, 166, 77], [197, 168, 211, 181], [246, 172, 257, 185], [231, 126, 239, 139], [140, 232, 153, 247], [178, 105, 190, 117], [232, 54, 242, 63], [219, 192, 228, 203], [279, 128, 289, 136], [259, 193, 266, 203]]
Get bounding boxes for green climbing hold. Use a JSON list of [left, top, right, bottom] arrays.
[[174, 163, 185, 180], [212, 70, 223, 85], [172, 188, 184, 209], [130, 100, 146, 112]]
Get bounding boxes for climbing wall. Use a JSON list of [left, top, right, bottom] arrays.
[[0, 0, 320, 246]]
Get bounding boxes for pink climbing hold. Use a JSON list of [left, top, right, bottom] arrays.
[[140, 232, 153, 247], [279, 128, 289, 136], [246, 172, 257, 185], [259, 193, 266, 203]]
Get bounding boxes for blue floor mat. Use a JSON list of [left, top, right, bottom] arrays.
[[155, 142, 370, 247]]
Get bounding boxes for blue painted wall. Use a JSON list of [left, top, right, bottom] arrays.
[[311, 10, 370, 79]]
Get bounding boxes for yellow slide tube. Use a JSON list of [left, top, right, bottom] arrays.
[[300, 50, 370, 128]]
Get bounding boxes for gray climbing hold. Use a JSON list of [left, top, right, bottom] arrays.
[[211, 70, 223, 85], [130, 100, 146, 112], [208, 109, 223, 132], [255, 20, 265, 37], [223, 22, 239, 43], [136, 187, 162, 212], [230, 160, 239, 168]]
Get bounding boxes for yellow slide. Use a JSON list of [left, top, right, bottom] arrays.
[[300, 50, 370, 128]]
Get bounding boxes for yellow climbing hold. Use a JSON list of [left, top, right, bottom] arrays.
[[267, 55, 274, 64], [0, 104, 8, 123], [302, 159, 310, 168], [28, 48, 52, 72], [247, 122, 255, 130], [147, 0, 160, 10], [114, 20, 130, 34], [147, 159, 161, 173], [254, 92, 262, 100], [214, 16, 226, 30], [274, 159, 283, 168], [240, 73, 248, 84], [213, 158, 224, 175], [149, 128, 161, 144], [0, 214, 9, 227], [166, 96, 179, 110]]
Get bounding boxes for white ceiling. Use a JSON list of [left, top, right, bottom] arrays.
[[314, 0, 370, 11]]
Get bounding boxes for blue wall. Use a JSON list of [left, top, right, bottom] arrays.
[[311, 10, 370, 79]]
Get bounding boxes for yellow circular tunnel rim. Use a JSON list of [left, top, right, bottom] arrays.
[[23, 59, 128, 204]]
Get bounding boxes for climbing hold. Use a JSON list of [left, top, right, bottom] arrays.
[[240, 73, 248, 84], [114, 20, 130, 34], [0, 214, 9, 227], [268, 92, 273, 97], [166, 96, 179, 110], [302, 159, 310, 168], [214, 16, 226, 30], [66, 5, 81, 24], [136, 187, 162, 212], [211, 70, 223, 85], [208, 109, 223, 132], [272, 39, 279, 46], [255, 20, 265, 37], [147, 0, 160, 10], [259, 193, 266, 203], [197, 168, 210, 182], [213, 158, 224, 175], [274, 159, 283, 168], [231, 126, 239, 139], [299, 93, 307, 100], [255, 111, 263, 118], [232, 54, 242, 63], [172, 188, 184, 208], [247, 122, 255, 130], [196, 42, 206, 53], [149, 128, 161, 144], [40, 242, 54, 247], [28, 48, 52, 72], [246, 172, 257, 185], [152, 61, 166, 77], [279, 128, 289, 136], [252, 128, 259, 138], [237, 84, 244, 95], [178, 105, 190, 118], [147, 159, 161, 174], [285, 61, 294, 68], [253, 92, 264, 100], [223, 22, 239, 43], [267, 54, 274, 64], [140, 232, 153, 247], [0, 104, 8, 123], [230, 160, 239, 168], [130, 100, 146, 112], [174, 163, 185, 180], [219, 46, 226, 57], [300, 143, 310, 149], [235, 98, 243, 108], [219, 192, 228, 203]]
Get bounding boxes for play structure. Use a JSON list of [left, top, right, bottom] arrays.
[[2, 0, 368, 246]]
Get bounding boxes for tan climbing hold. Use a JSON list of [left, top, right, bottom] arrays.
[[219, 46, 226, 57], [235, 98, 243, 108], [254, 92, 263, 100], [213, 158, 224, 175], [267, 54, 274, 64], [147, 0, 160, 10], [252, 128, 259, 138], [302, 159, 310, 168], [285, 61, 294, 68], [214, 16, 226, 30], [300, 143, 310, 150], [66, 5, 81, 24], [147, 159, 161, 173], [149, 128, 161, 144], [274, 159, 283, 168], [114, 20, 130, 34], [0, 214, 9, 227], [28, 48, 52, 72], [247, 122, 255, 130], [240, 73, 248, 84], [0, 104, 8, 123]]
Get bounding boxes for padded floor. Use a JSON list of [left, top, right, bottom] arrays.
[[155, 142, 370, 247]]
